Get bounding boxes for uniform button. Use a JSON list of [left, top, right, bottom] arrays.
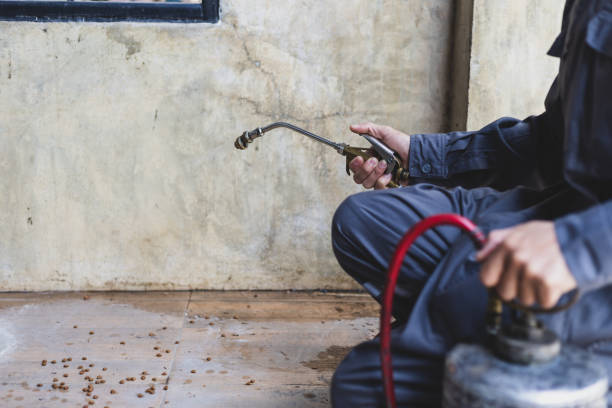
[[421, 163, 432, 174]]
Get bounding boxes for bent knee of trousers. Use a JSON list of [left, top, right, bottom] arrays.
[[331, 194, 361, 256], [330, 190, 425, 293], [331, 193, 374, 279]]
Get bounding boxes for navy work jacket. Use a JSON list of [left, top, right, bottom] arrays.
[[408, 0, 612, 295]]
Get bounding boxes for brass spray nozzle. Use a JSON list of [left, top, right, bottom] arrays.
[[235, 128, 264, 150]]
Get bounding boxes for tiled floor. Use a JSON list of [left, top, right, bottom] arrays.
[[0, 291, 378, 408]]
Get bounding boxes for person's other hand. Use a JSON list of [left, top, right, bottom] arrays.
[[476, 221, 577, 308], [348, 123, 411, 190]]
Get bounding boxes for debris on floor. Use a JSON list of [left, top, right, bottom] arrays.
[[0, 291, 378, 407]]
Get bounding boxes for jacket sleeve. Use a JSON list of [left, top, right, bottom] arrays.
[[406, 109, 563, 191], [407, 14, 568, 191], [541, 7, 612, 293], [555, 199, 612, 293]]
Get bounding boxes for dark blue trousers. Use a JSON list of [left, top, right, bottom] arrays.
[[330, 183, 612, 407]]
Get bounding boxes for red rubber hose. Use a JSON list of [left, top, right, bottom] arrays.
[[380, 214, 486, 408]]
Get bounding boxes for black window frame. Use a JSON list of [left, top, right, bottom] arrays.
[[0, 0, 218, 23]]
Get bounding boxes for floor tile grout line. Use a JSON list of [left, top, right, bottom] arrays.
[[157, 290, 192, 408]]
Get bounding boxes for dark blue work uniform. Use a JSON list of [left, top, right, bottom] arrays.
[[330, 1, 612, 406]]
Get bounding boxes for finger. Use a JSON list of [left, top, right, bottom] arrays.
[[352, 158, 378, 184], [476, 229, 512, 261], [518, 248, 556, 306], [349, 156, 364, 172], [479, 244, 508, 287], [374, 174, 392, 190], [495, 253, 520, 301], [535, 280, 558, 309], [518, 268, 536, 306], [362, 160, 387, 189], [550, 255, 578, 293]]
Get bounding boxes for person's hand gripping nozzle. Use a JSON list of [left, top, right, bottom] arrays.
[[235, 122, 410, 188]]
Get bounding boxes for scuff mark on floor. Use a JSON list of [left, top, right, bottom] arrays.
[[301, 345, 352, 371]]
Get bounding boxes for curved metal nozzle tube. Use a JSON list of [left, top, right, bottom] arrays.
[[235, 122, 345, 153]]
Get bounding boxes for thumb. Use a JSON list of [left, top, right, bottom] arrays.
[[350, 122, 410, 165], [350, 123, 383, 140]]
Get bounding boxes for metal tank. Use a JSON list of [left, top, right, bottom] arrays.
[[443, 344, 608, 408], [442, 296, 609, 408]]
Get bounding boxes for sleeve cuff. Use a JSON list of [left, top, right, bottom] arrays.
[[408, 133, 449, 179]]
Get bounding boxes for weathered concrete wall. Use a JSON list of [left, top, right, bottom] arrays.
[[0, 1, 455, 290], [466, 0, 564, 129]]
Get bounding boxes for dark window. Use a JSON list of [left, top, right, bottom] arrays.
[[0, 0, 218, 22]]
